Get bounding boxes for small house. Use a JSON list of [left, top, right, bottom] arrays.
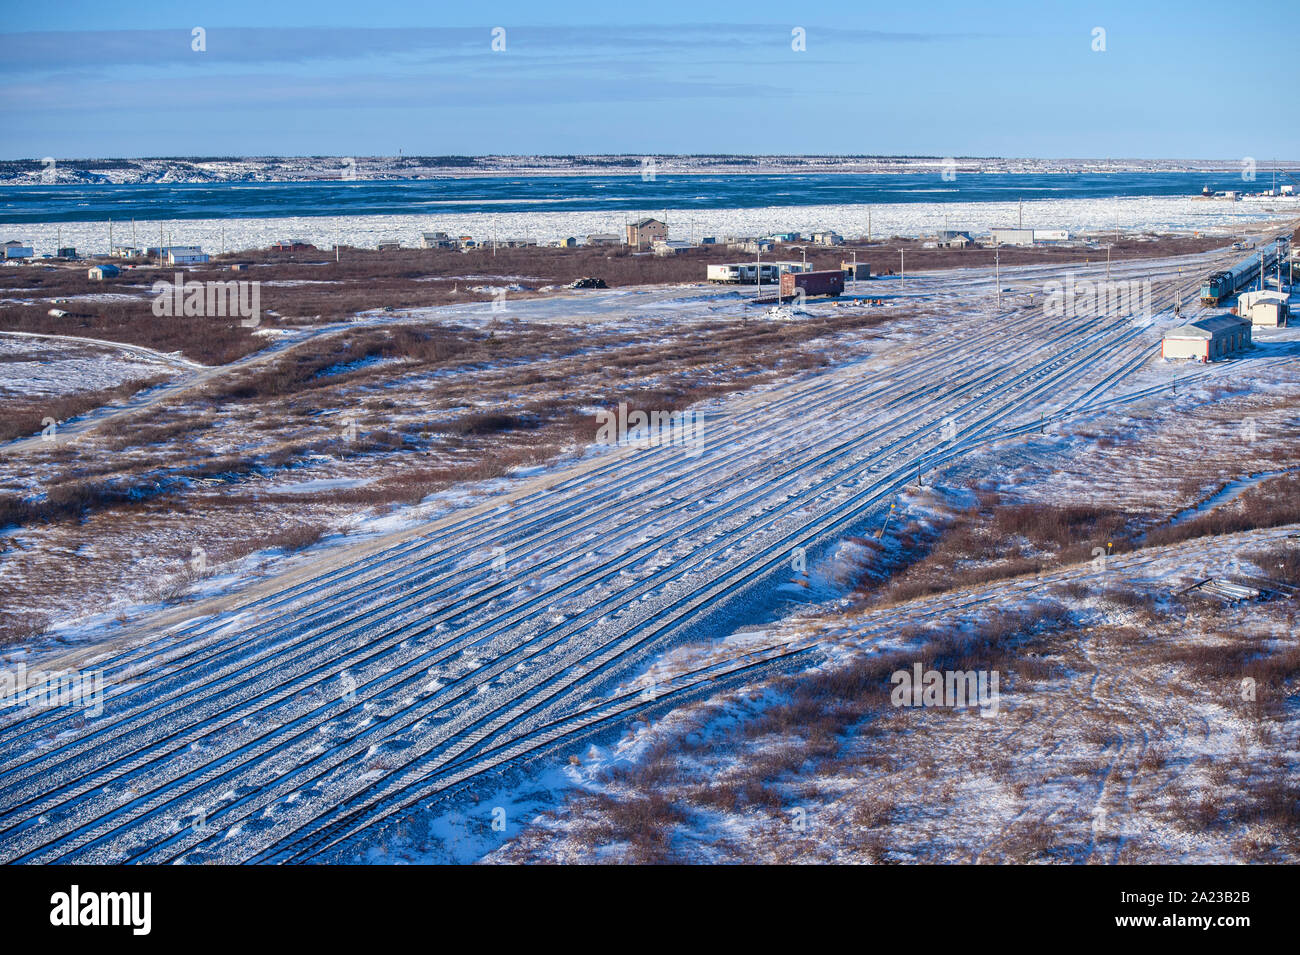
[[935, 230, 974, 249], [626, 218, 667, 248]]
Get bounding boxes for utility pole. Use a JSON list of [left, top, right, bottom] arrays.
[[1106, 243, 1111, 280], [900, 249, 904, 290], [875, 501, 896, 539], [995, 246, 1000, 308], [108, 219, 113, 256], [851, 250, 857, 290]]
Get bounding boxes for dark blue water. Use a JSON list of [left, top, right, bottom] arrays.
[[0, 172, 1253, 224]]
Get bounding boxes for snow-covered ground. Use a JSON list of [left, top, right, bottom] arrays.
[[0, 240, 1295, 865], [0, 335, 182, 398], [487, 523, 1300, 864]]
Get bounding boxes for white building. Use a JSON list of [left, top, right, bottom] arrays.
[[989, 228, 1035, 247], [652, 239, 694, 256], [1162, 314, 1251, 361], [1237, 290, 1290, 327], [167, 248, 210, 266], [3, 240, 33, 259], [706, 261, 810, 283]]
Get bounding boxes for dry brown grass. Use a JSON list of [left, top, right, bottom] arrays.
[[0, 376, 169, 443], [0, 613, 51, 647], [0, 307, 894, 543], [0, 231, 1232, 365], [1146, 471, 1300, 548], [864, 491, 1138, 607], [495, 551, 1299, 865]]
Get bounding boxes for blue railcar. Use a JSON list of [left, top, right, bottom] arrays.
[[1200, 238, 1289, 305]]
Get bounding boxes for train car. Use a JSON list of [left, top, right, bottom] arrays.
[[1200, 239, 1288, 305], [779, 269, 845, 299]]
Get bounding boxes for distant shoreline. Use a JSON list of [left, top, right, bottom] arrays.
[[3, 156, 1299, 187]]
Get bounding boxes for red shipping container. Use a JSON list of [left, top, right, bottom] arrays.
[[779, 269, 845, 299]]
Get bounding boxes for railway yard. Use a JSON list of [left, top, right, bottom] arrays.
[[1, 228, 1299, 863]]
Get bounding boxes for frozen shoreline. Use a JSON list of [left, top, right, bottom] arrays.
[[3, 195, 1296, 258]]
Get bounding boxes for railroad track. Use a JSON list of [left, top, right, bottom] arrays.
[[0, 311, 1118, 857], [0, 249, 1275, 863], [262, 523, 1300, 865]]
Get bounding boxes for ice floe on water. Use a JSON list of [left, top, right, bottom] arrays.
[[4, 195, 1295, 257]]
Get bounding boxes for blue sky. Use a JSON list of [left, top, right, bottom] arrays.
[[1, 0, 1295, 160]]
